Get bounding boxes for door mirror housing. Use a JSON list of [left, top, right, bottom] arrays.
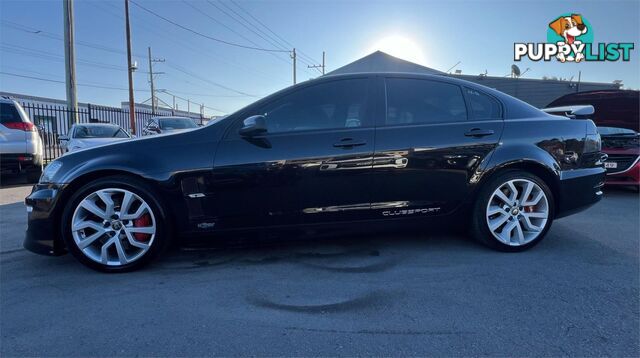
[[58, 135, 69, 142], [239, 115, 267, 137]]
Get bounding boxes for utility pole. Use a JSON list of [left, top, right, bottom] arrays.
[[147, 47, 165, 115], [63, 0, 78, 125], [187, 99, 190, 114], [291, 48, 297, 84], [148, 47, 155, 114], [307, 51, 326, 75], [124, 0, 136, 135]]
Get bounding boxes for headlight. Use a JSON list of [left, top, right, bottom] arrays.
[[39, 161, 63, 183]]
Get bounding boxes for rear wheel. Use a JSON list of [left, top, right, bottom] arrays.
[[61, 176, 170, 272], [471, 170, 554, 251]]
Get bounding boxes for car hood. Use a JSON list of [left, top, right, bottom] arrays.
[[51, 122, 229, 184]]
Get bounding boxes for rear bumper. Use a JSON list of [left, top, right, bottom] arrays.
[[24, 184, 67, 256], [0, 153, 42, 172], [556, 167, 605, 219]]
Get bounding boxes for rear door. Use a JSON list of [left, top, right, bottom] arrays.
[[370, 76, 504, 218], [206, 77, 377, 230], [0, 102, 27, 154]]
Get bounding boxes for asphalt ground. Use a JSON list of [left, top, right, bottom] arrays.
[[1, 183, 638, 356]]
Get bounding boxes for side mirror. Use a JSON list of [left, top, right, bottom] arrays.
[[147, 124, 160, 133], [239, 115, 267, 137], [58, 135, 69, 142]]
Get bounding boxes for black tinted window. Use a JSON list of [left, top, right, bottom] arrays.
[[0, 103, 21, 124], [260, 79, 369, 134], [159, 118, 197, 129], [464, 87, 502, 119], [385, 79, 467, 125]]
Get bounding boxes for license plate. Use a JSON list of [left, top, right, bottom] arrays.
[[605, 162, 618, 169]]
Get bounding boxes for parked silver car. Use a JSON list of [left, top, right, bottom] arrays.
[[0, 97, 43, 181], [143, 116, 198, 136], [59, 123, 132, 154]]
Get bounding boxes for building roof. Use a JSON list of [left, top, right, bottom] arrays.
[[326, 51, 444, 76]]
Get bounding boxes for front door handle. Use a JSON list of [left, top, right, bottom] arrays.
[[464, 128, 495, 137], [333, 137, 367, 148]]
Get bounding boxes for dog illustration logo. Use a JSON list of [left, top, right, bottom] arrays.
[[515, 13, 634, 63], [548, 14, 588, 62]]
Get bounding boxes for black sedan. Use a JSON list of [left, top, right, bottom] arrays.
[[25, 73, 606, 272]]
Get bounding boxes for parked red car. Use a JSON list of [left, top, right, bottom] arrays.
[[546, 90, 639, 189]]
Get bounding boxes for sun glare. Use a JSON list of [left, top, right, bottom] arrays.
[[369, 35, 425, 64]]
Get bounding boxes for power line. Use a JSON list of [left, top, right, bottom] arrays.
[[165, 62, 257, 97], [229, 0, 320, 65], [93, 1, 278, 82], [129, 0, 288, 53], [0, 71, 149, 92], [0, 20, 146, 58], [160, 90, 226, 114], [205, 0, 316, 76]]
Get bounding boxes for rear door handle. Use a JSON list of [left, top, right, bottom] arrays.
[[333, 138, 367, 148], [464, 128, 495, 137]]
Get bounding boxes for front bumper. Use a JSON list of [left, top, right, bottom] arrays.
[[556, 167, 606, 219], [606, 158, 640, 186], [24, 184, 68, 256]]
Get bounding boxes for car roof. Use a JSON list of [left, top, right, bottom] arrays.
[[74, 122, 120, 127], [0, 97, 18, 104], [152, 116, 193, 120]]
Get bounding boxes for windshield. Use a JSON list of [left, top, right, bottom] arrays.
[[598, 126, 638, 136], [159, 118, 197, 130], [74, 125, 129, 138]]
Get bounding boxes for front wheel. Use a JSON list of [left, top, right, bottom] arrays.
[[470, 170, 554, 251], [61, 176, 171, 272]]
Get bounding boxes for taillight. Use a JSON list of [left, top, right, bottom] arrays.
[[2, 122, 36, 132], [584, 133, 601, 153]]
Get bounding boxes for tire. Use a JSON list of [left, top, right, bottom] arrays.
[[470, 170, 555, 252], [61, 175, 171, 272]]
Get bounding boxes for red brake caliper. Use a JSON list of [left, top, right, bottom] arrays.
[[133, 214, 151, 241]]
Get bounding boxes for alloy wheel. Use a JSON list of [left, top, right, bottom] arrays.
[[485, 179, 549, 246], [71, 188, 156, 266]]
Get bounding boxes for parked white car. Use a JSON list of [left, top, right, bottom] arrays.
[[60, 123, 132, 154], [143, 116, 199, 136], [0, 97, 43, 181]]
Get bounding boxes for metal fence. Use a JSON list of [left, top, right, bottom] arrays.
[[21, 103, 203, 162]]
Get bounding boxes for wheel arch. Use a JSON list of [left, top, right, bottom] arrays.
[[53, 169, 171, 250], [475, 159, 561, 215]]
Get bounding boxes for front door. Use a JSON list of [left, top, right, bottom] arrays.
[[208, 77, 377, 230]]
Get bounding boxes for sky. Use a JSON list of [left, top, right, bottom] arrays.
[[1, 0, 639, 116]]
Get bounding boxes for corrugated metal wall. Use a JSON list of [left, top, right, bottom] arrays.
[[452, 75, 621, 108]]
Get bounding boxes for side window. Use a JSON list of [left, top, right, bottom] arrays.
[[385, 78, 467, 125], [464, 87, 502, 120], [259, 79, 369, 134]]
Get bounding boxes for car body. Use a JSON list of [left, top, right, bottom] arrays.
[[142, 116, 199, 136], [546, 90, 639, 188], [0, 97, 43, 181], [24, 73, 605, 271], [60, 123, 132, 154]]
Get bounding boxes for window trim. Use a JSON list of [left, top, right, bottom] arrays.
[[380, 76, 470, 127], [224, 76, 374, 139]]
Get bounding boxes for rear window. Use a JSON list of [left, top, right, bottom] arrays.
[[159, 118, 197, 130], [0, 103, 22, 124], [464, 87, 502, 120], [74, 125, 129, 138], [385, 78, 467, 125]]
